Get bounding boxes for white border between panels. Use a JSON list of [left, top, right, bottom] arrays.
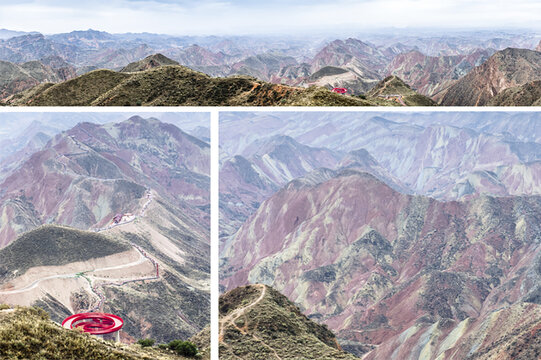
[[210, 110, 220, 360]]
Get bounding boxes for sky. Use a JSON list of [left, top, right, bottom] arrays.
[[0, 0, 540, 35]]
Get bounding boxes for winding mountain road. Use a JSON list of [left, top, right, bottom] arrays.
[[0, 189, 161, 313]]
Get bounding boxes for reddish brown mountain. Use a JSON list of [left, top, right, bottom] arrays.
[[439, 48, 541, 106], [304, 39, 389, 94], [310, 39, 388, 72], [0, 59, 75, 100], [222, 169, 541, 358], [385, 49, 492, 97], [0, 116, 209, 247], [219, 136, 407, 240], [488, 80, 541, 106]]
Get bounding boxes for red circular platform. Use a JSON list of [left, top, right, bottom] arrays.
[[62, 313, 124, 335], [331, 87, 347, 94]]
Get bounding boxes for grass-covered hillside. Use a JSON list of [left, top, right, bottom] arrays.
[[219, 284, 359, 359], [0, 225, 130, 282], [5, 54, 427, 107], [367, 75, 436, 106], [0, 305, 202, 360]]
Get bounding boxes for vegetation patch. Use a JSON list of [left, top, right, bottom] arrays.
[[0, 225, 130, 281]]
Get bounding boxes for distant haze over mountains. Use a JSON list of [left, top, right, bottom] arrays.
[[0, 28, 540, 105], [2, 0, 541, 35]]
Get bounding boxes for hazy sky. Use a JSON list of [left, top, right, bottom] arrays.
[[0, 112, 208, 141], [0, 0, 540, 35]]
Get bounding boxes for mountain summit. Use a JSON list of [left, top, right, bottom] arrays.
[[120, 53, 179, 72], [219, 284, 358, 359], [367, 75, 436, 105]]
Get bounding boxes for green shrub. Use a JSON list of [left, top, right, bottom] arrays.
[[168, 340, 198, 357], [137, 338, 155, 347]]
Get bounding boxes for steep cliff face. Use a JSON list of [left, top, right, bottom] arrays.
[[222, 170, 541, 358]]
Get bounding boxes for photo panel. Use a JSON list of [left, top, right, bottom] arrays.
[[219, 110, 541, 359], [0, 112, 211, 359]]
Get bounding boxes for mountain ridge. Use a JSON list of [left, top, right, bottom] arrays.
[[219, 284, 359, 359], [222, 168, 541, 358], [5, 56, 434, 106]]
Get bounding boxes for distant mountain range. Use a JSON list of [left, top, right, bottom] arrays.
[[4, 54, 434, 106], [0, 29, 539, 105]]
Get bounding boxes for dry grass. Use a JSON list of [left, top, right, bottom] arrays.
[[0, 305, 197, 359]]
